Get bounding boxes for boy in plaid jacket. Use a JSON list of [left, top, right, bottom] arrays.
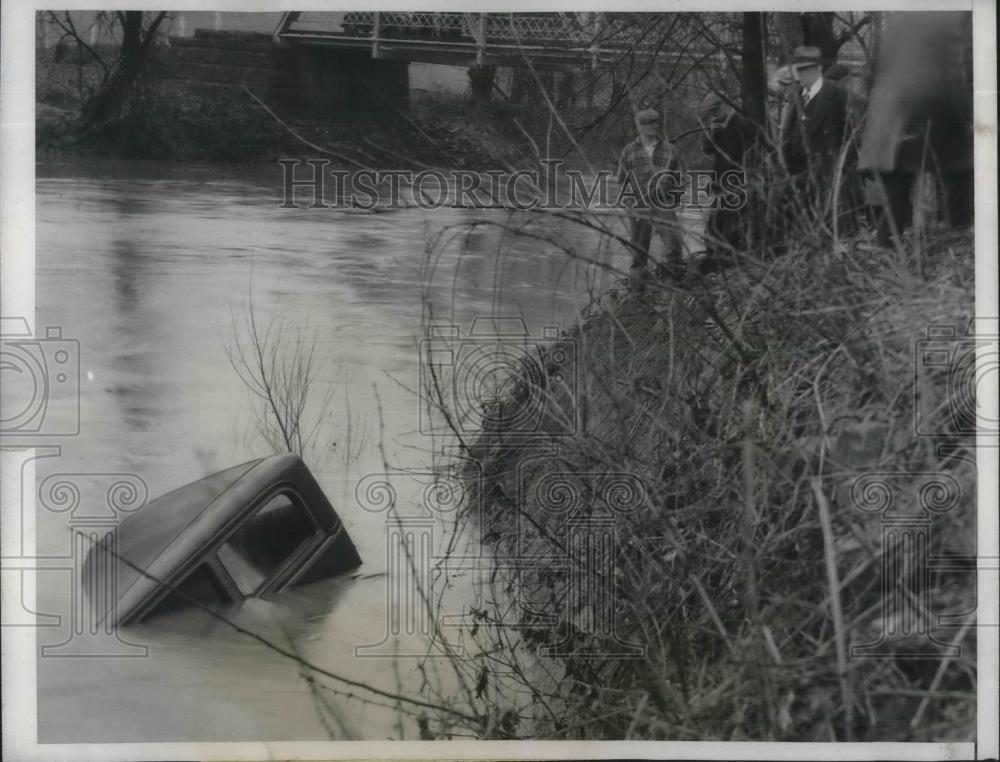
[[616, 108, 685, 287]]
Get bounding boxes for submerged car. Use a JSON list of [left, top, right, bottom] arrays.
[[85, 453, 362, 626]]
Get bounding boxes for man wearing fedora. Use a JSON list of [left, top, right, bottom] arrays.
[[780, 46, 849, 225], [617, 108, 685, 288]]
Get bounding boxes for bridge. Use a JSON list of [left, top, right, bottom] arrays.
[[274, 12, 675, 69]]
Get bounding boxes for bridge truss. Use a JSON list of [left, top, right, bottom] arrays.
[[273, 12, 685, 68]]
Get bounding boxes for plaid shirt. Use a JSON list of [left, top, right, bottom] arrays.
[[616, 137, 682, 206]]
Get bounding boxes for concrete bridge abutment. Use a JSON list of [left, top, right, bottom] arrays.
[[272, 45, 409, 117], [163, 30, 410, 118]]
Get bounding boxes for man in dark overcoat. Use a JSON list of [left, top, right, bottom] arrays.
[[858, 11, 973, 246], [781, 46, 849, 226], [699, 92, 753, 264]]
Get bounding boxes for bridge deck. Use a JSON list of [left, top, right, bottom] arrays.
[[274, 12, 678, 68]]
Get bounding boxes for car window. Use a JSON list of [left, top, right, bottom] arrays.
[[146, 562, 232, 619], [112, 459, 262, 598], [216, 492, 320, 595], [90, 454, 363, 626]]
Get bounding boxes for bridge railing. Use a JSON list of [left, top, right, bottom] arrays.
[[338, 12, 598, 44], [276, 11, 656, 64]]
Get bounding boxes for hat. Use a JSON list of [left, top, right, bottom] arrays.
[[791, 46, 822, 70], [824, 62, 850, 81], [635, 108, 659, 125]]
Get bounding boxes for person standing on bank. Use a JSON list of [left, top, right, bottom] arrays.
[[824, 62, 869, 123], [780, 46, 849, 226], [617, 108, 684, 288], [698, 92, 752, 269], [824, 62, 870, 234], [858, 11, 973, 247]]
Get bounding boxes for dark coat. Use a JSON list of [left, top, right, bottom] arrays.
[[781, 79, 849, 177], [859, 11, 972, 175], [701, 110, 753, 255], [702, 111, 754, 191], [703, 110, 751, 176], [832, 84, 868, 167]]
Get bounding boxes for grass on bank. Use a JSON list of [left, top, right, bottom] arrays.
[[36, 46, 580, 167], [408, 224, 978, 742], [36, 45, 712, 171]]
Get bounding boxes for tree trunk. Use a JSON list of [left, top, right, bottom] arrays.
[[741, 12, 769, 249], [741, 12, 768, 137], [80, 11, 166, 129], [867, 12, 883, 92], [773, 12, 803, 62]]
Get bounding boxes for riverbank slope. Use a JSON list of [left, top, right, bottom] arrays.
[[36, 47, 603, 170], [456, 229, 977, 741]]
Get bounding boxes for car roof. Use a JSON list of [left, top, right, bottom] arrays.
[[89, 453, 342, 624], [109, 458, 263, 600]]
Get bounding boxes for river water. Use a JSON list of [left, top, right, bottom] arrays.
[[29, 159, 703, 741]]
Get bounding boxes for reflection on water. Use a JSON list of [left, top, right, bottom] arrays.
[[33, 159, 700, 741]]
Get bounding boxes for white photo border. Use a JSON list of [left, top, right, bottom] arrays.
[[2, 0, 996, 759]]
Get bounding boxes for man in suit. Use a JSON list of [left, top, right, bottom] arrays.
[[780, 46, 849, 229]]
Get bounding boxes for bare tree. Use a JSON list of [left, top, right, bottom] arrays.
[[741, 12, 768, 134], [78, 11, 169, 129], [226, 297, 334, 460], [770, 12, 873, 67]]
